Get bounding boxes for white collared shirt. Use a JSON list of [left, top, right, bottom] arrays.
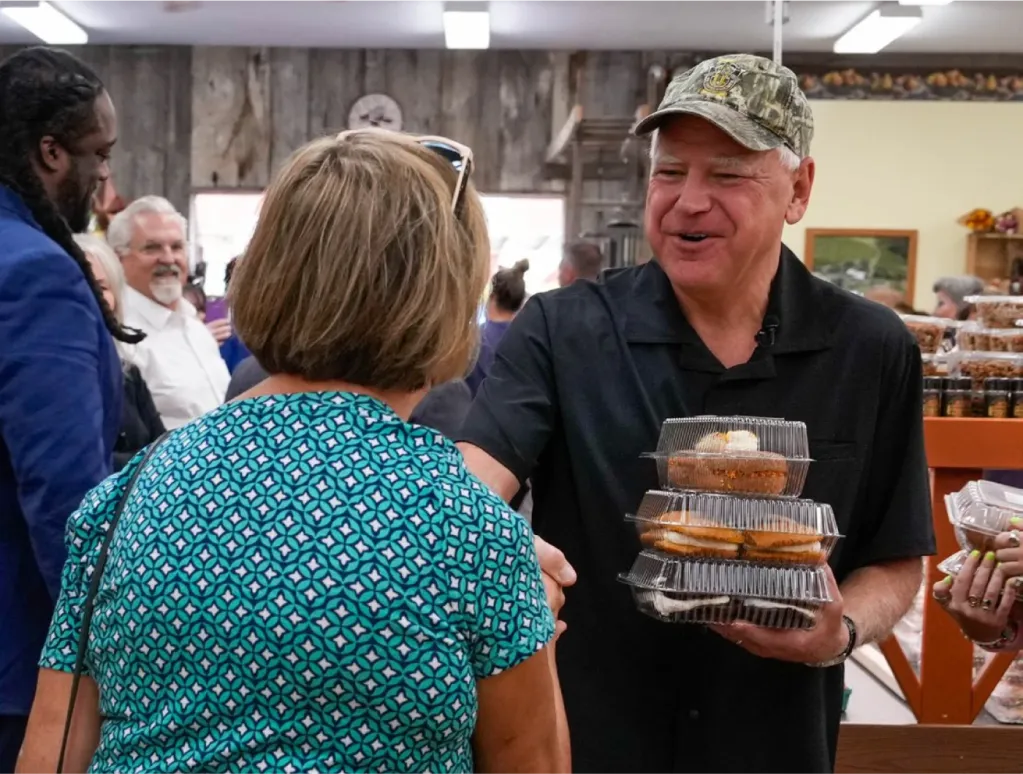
[[122, 287, 230, 429]]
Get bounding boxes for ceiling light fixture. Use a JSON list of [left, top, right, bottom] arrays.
[[898, 0, 952, 5], [1, 1, 88, 45], [443, 2, 490, 50], [833, 4, 922, 54]]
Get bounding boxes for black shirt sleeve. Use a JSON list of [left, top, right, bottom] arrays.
[[848, 327, 936, 571], [457, 296, 559, 485], [136, 370, 167, 444]]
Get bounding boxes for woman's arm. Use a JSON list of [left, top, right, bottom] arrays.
[[473, 645, 569, 773], [16, 669, 101, 773]]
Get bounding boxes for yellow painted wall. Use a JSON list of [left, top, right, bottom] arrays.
[[783, 100, 1023, 313]]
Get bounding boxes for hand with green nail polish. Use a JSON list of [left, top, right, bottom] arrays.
[[934, 543, 1023, 646]]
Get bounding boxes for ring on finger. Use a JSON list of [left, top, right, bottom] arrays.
[[1010, 531, 1021, 549], [968, 595, 981, 608], [982, 598, 995, 611]]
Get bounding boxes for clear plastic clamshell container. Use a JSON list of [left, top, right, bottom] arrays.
[[900, 314, 952, 355], [627, 490, 840, 566], [954, 351, 1023, 390], [937, 549, 1023, 602], [964, 295, 1023, 331], [946, 480, 1023, 553], [647, 416, 811, 498], [619, 550, 830, 629], [958, 322, 1023, 354]]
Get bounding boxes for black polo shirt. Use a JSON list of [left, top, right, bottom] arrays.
[[458, 247, 935, 773]]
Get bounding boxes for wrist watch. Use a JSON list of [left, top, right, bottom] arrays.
[[976, 621, 1020, 651], [812, 615, 858, 668]]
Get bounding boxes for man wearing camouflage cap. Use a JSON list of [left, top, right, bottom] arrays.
[[458, 54, 934, 772]]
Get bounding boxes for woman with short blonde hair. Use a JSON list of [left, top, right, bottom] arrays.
[[20, 129, 566, 774]]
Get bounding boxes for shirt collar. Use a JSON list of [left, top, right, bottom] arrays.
[[622, 244, 834, 354], [125, 286, 198, 331]]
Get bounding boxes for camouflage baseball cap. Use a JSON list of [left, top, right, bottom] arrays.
[[634, 53, 814, 158]]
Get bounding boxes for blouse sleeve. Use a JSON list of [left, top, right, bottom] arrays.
[[449, 472, 556, 679], [38, 469, 130, 675]]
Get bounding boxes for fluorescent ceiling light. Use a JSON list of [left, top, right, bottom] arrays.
[[1, 1, 88, 45], [899, 0, 952, 5], [834, 6, 922, 54], [443, 10, 490, 49]]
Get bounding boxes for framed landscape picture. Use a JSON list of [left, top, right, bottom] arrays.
[[804, 229, 918, 306]]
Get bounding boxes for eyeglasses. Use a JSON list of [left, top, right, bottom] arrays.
[[416, 135, 474, 217], [336, 128, 474, 217]]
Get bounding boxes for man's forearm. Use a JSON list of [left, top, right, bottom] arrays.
[[840, 557, 924, 646]]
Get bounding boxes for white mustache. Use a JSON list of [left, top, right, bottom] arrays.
[[153, 267, 181, 279]]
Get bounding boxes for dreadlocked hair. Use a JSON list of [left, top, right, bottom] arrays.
[[0, 46, 144, 344]]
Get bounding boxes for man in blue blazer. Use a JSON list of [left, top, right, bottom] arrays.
[[0, 47, 141, 770]]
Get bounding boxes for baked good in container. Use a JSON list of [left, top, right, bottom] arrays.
[[965, 295, 1023, 330], [639, 512, 744, 559], [745, 516, 826, 564], [956, 352, 1023, 391], [667, 431, 789, 496], [899, 314, 947, 354]]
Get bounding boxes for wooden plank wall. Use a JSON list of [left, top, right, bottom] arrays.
[[189, 47, 579, 195], [0, 44, 677, 225], [0, 45, 193, 213]]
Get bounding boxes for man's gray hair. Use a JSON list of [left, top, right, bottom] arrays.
[[107, 195, 188, 255], [649, 127, 802, 172]]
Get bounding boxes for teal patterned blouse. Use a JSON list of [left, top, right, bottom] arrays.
[[41, 392, 555, 774]]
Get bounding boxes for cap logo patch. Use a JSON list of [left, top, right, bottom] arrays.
[[702, 62, 743, 95]]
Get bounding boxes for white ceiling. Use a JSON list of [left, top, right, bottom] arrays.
[[0, 0, 1019, 53]]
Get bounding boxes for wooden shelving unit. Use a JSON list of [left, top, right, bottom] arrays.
[[966, 232, 1023, 286]]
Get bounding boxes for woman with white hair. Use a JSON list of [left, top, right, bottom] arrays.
[[73, 234, 165, 470]]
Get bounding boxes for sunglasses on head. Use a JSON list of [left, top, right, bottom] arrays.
[[416, 135, 474, 216], [336, 129, 475, 216]]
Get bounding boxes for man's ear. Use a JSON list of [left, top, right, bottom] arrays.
[[785, 157, 815, 226], [37, 136, 68, 175]]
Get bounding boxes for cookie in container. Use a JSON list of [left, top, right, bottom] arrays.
[[945, 480, 1023, 553], [628, 489, 841, 565], [647, 416, 811, 497], [619, 550, 831, 629]]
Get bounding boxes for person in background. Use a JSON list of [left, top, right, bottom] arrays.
[[933, 275, 984, 321], [74, 234, 165, 471], [182, 280, 206, 320], [18, 128, 566, 774], [108, 196, 230, 429], [558, 240, 604, 287], [465, 259, 530, 397], [216, 256, 253, 373], [0, 46, 133, 771]]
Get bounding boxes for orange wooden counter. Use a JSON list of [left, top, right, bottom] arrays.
[[876, 417, 1023, 724]]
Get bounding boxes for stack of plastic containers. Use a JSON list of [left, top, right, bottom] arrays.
[[619, 416, 842, 630]]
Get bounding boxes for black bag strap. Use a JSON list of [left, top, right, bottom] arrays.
[[57, 432, 170, 774]]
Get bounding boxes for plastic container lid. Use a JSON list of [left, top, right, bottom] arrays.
[[945, 480, 1023, 551], [619, 550, 830, 629], [628, 489, 840, 565], [648, 416, 811, 498]]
